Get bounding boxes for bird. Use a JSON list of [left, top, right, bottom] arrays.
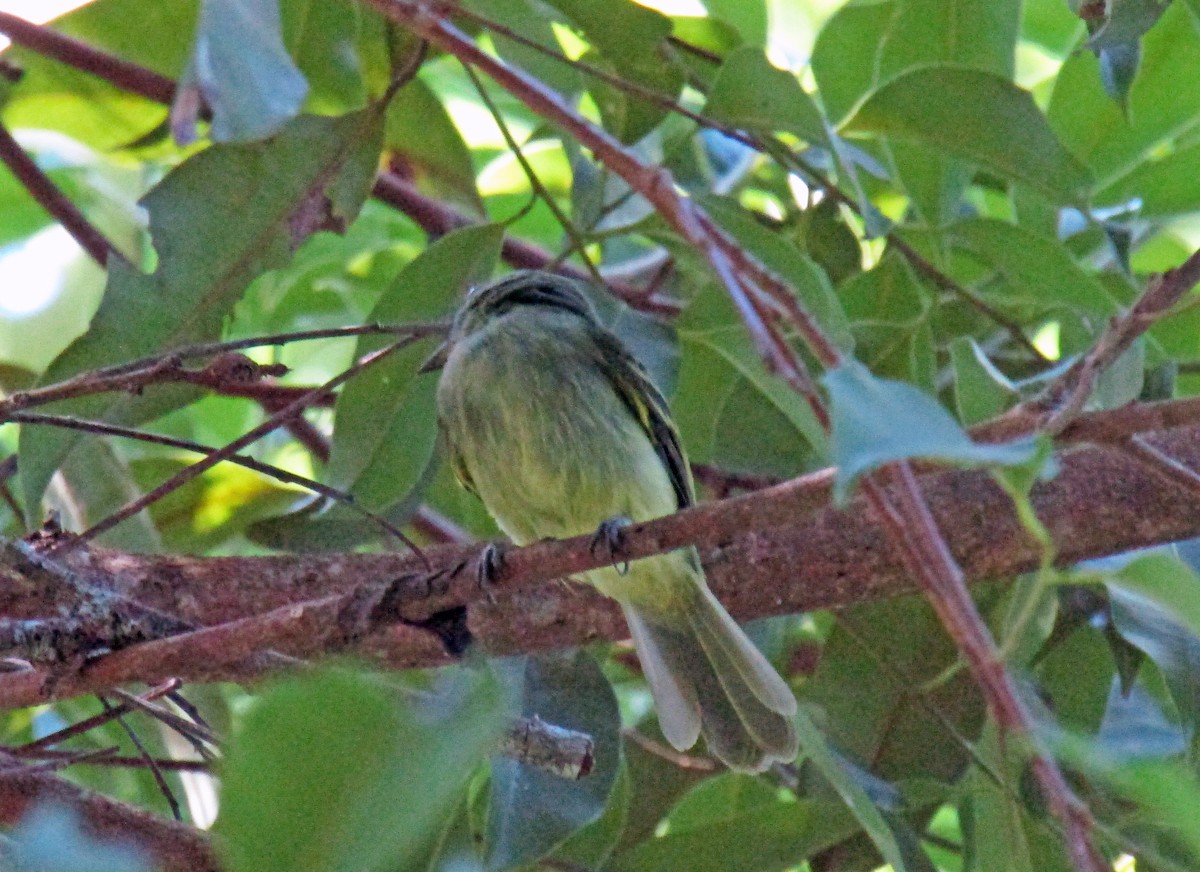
[[423, 270, 798, 773]]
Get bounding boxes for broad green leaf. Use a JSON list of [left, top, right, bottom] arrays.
[[1022, 0, 1084, 56], [50, 437, 162, 552], [543, 0, 684, 142], [846, 65, 1094, 205], [608, 795, 859, 872], [552, 761, 630, 869], [1048, 2, 1200, 187], [1096, 679, 1188, 758], [325, 223, 503, 508], [1108, 577, 1200, 730], [387, 76, 484, 212], [701, 196, 854, 353], [175, 0, 309, 143], [484, 652, 621, 870], [673, 328, 827, 476], [802, 596, 985, 785], [1, 0, 198, 150], [822, 359, 1038, 503], [702, 0, 767, 46], [216, 667, 509, 872], [950, 337, 1019, 425], [282, 0, 370, 112], [703, 47, 827, 146], [878, 0, 1019, 80], [1098, 140, 1200, 218], [811, 1, 895, 125], [19, 108, 385, 523], [792, 706, 912, 872], [1109, 552, 1200, 643], [463, 0, 581, 97], [948, 218, 1120, 316]]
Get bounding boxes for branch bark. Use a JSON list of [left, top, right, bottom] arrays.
[[0, 401, 1197, 710]]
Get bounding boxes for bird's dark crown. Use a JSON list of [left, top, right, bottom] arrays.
[[453, 271, 596, 337]]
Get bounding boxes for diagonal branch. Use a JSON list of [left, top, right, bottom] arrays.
[[0, 121, 123, 266]]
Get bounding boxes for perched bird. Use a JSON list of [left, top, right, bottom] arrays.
[[424, 270, 797, 772]]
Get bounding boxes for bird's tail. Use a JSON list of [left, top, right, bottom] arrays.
[[621, 584, 798, 773]]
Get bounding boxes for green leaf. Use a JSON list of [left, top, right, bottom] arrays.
[[703, 47, 827, 146], [177, 0, 309, 143], [846, 65, 1094, 205], [950, 337, 1019, 425], [543, 0, 683, 142], [702, 0, 767, 46], [282, 0, 370, 112], [326, 223, 503, 510], [948, 217, 1120, 316], [386, 77, 484, 211], [701, 196, 854, 353], [822, 359, 1039, 503], [1109, 552, 1200, 643], [878, 0, 1018, 80], [463, 0, 581, 97], [1, 0, 199, 150], [484, 651, 622, 870], [19, 108, 385, 524], [811, 0, 896, 125], [216, 667, 509, 872], [608, 794, 859, 872], [793, 706, 913, 871], [1048, 2, 1200, 188]]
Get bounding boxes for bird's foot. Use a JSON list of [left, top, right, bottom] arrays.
[[590, 516, 633, 576]]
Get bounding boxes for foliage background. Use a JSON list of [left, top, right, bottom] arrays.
[[1, 0, 1200, 871]]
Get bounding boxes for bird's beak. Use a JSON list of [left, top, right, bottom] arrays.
[[418, 341, 450, 373]]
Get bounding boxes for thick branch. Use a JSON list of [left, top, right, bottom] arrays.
[[0, 404, 1196, 709]]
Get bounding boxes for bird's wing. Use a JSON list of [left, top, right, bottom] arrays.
[[591, 328, 695, 510], [441, 425, 479, 497]]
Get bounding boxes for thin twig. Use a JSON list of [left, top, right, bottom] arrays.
[[0, 11, 175, 103], [1038, 247, 1200, 433], [99, 695, 182, 821], [0, 121, 122, 266], [16, 678, 180, 754], [9, 411, 423, 548], [1, 322, 445, 417], [5, 746, 210, 772], [1120, 436, 1200, 499], [48, 338, 425, 556]]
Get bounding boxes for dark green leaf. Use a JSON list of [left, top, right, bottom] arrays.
[[463, 0, 581, 97], [703, 47, 827, 145], [793, 705, 912, 871], [484, 651, 621, 870], [847, 65, 1094, 204], [822, 359, 1039, 503], [950, 337, 1019, 425], [19, 108, 385, 523], [176, 0, 309, 143], [949, 218, 1120, 316], [216, 667, 509, 872], [282, 0, 370, 112]]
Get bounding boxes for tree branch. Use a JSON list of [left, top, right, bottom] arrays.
[[0, 400, 1196, 710]]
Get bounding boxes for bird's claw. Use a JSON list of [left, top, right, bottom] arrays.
[[476, 542, 507, 602], [590, 516, 632, 576]]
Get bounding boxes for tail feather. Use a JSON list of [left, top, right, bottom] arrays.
[[621, 587, 798, 774]]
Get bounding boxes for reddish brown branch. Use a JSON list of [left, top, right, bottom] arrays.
[[0, 121, 121, 266], [0, 401, 1196, 710], [0, 11, 176, 103]]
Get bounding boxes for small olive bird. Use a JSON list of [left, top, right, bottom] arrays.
[[425, 270, 798, 772]]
